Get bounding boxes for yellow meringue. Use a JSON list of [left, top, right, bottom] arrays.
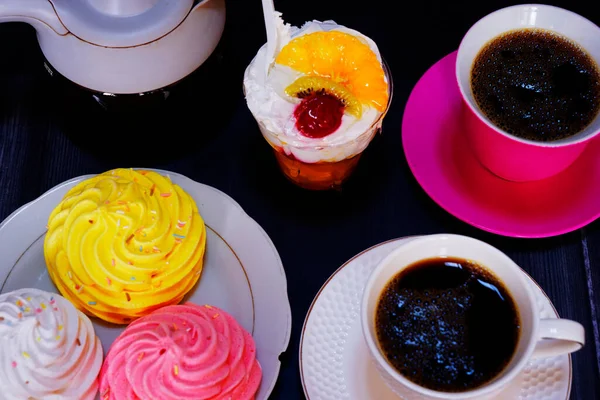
[[44, 169, 206, 324]]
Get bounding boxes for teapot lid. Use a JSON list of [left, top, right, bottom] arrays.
[[50, 0, 195, 48]]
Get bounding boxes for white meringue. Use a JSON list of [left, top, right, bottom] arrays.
[[0, 288, 103, 400]]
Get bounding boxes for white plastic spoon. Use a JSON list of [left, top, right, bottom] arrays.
[[261, 0, 278, 77]]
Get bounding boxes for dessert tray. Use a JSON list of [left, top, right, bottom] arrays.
[[0, 169, 292, 400], [300, 237, 572, 400]]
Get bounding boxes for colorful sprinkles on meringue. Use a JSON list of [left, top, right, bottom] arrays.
[[44, 168, 207, 324], [98, 303, 262, 399]]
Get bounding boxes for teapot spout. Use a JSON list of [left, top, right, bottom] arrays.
[[0, 0, 67, 35]]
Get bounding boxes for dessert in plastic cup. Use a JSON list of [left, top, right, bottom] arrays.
[[99, 303, 262, 400], [0, 288, 103, 400], [44, 168, 207, 324], [244, 15, 392, 190]]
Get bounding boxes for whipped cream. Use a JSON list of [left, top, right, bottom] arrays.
[[244, 17, 389, 163], [0, 288, 103, 400]]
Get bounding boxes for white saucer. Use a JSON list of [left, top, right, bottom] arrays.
[[300, 237, 572, 400], [0, 169, 291, 400]]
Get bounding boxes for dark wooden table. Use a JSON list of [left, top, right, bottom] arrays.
[[1, 0, 599, 398]]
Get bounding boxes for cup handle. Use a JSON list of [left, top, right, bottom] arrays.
[[531, 319, 585, 360]]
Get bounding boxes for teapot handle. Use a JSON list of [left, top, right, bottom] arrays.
[[0, 0, 66, 34]]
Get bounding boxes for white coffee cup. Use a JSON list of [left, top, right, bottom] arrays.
[[361, 234, 585, 400]]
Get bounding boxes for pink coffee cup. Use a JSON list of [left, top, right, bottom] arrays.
[[456, 4, 600, 182]]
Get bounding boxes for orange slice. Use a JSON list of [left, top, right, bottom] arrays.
[[275, 31, 389, 112], [285, 76, 363, 118]]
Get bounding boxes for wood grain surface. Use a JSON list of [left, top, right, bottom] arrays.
[[0, 0, 599, 398]]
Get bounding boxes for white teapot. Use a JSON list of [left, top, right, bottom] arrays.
[[0, 0, 226, 94]]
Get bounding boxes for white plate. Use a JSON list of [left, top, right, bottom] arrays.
[[300, 237, 572, 400], [0, 169, 292, 400]]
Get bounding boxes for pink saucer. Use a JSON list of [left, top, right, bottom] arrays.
[[402, 51, 600, 238]]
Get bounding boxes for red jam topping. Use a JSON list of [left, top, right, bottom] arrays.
[[294, 92, 344, 138]]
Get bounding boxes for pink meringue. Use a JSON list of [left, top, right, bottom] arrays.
[[99, 303, 262, 400]]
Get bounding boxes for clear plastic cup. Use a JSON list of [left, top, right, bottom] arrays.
[[249, 61, 393, 191]]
